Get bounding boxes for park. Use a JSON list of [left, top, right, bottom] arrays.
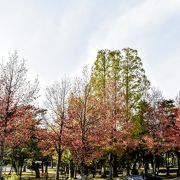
[[0, 49, 180, 180], [0, 1, 180, 180]]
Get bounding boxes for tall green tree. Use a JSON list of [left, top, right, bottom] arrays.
[[91, 48, 150, 177], [91, 48, 150, 117], [91, 50, 123, 179], [91, 49, 122, 101], [121, 48, 150, 120], [120, 48, 150, 175]]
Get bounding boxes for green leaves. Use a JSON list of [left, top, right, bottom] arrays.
[[121, 48, 150, 113], [91, 49, 121, 99], [90, 48, 150, 144], [91, 48, 150, 114]]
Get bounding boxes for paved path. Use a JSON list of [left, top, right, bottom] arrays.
[[164, 178, 180, 180], [2, 166, 32, 172]]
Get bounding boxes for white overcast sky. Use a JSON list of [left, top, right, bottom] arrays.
[[0, 0, 180, 99]]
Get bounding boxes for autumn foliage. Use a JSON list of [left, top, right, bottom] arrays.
[[1, 49, 180, 179]]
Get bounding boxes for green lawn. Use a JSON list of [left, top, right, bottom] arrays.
[[2, 167, 179, 180]]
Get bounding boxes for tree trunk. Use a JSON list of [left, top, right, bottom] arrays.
[[152, 154, 156, 174], [156, 156, 160, 175], [70, 160, 74, 178], [8, 166, 13, 175], [34, 163, 40, 178], [68, 162, 71, 179], [92, 160, 96, 178], [74, 164, 77, 179], [109, 153, 113, 180], [101, 159, 107, 178], [132, 153, 140, 175], [51, 156, 54, 168], [41, 160, 44, 173], [166, 152, 169, 176], [0, 141, 4, 180], [23, 166, 26, 172], [81, 162, 86, 180], [177, 151, 180, 176], [45, 159, 48, 180], [144, 159, 148, 175], [132, 161, 138, 175], [113, 154, 118, 177], [56, 151, 61, 180], [12, 161, 18, 175], [126, 161, 130, 176], [19, 157, 24, 180], [19, 165, 23, 180]]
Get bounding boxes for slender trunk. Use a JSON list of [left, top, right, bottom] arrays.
[[177, 151, 180, 176], [23, 166, 26, 172], [144, 159, 148, 175], [56, 114, 64, 180], [156, 156, 160, 175], [92, 160, 96, 178], [74, 164, 77, 179], [51, 156, 54, 168], [126, 150, 131, 176], [45, 159, 48, 180], [132, 155, 139, 175], [113, 154, 118, 177], [19, 157, 24, 180], [19, 164, 23, 180], [56, 151, 61, 180], [41, 160, 44, 173], [126, 162, 130, 176], [109, 153, 113, 180], [132, 162, 137, 175], [35, 166, 40, 178], [68, 162, 71, 179], [17, 162, 20, 175], [34, 162, 40, 178], [101, 160, 106, 178], [8, 166, 13, 175], [153, 155, 155, 174], [166, 152, 169, 176], [70, 160, 74, 178], [81, 162, 86, 180], [12, 161, 18, 175], [0, 141, 4, 180]]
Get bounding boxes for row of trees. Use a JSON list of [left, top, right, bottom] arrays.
[[0, 49, 180, 180]]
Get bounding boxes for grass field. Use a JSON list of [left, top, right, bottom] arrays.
[[2, 167, 179, 180]]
